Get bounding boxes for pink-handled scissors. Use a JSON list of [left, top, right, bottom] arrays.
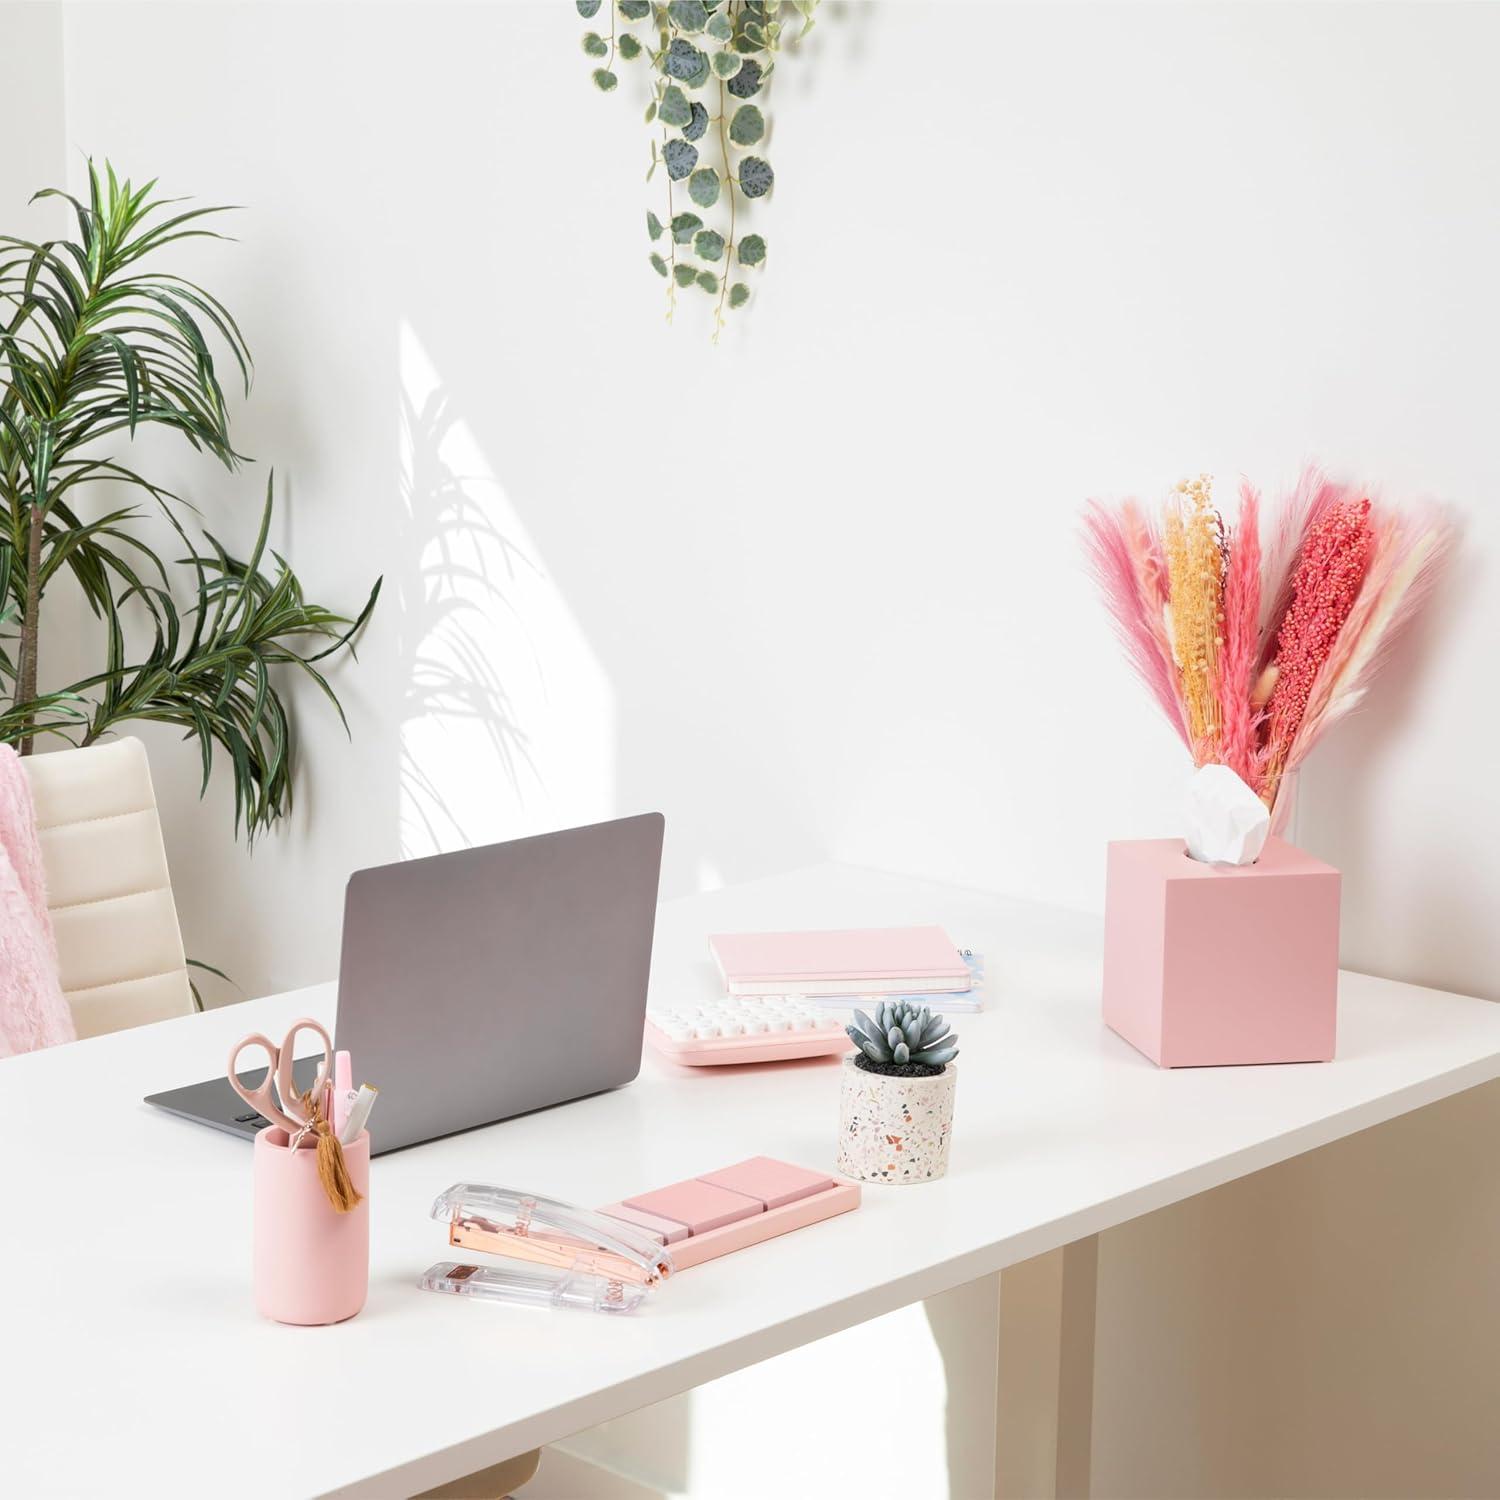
[[227, 1017, 334, 1137]]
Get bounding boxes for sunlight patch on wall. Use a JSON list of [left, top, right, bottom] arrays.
[[397, 320, 614, 856]]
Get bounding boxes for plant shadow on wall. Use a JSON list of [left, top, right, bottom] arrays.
[[391, 310, 615, 862], [395, 371, 532, 856], [0, 162, 379, 992], [576, 0, 821, 339]]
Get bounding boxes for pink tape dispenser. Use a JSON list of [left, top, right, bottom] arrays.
[[421, 1184, 674, 1315]]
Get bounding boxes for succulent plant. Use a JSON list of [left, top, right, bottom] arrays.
[[847, 1002, 959, 1071]]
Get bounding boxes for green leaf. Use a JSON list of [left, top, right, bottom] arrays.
[[663, 37, 705, 78], [592, 67, 619, 91], [726, 57, 763, 96], [729, 103, 764, 146], [659, 84, 692, 126], [688, 168, 720, 208], [620, 0, 651, 17], [712, 50, 741, 77], [737, 232, 767, 265], [670, 211, 703, 243], [673, 263, 699, 287], [738, 155, 774, 197], [663, 138, 698, 180], [618, 32, 642, 58], [683, 100, 710, 141], [582, 31, 609, 55], [644, 99, 658, 123], [682, 54, 711, 88], [576, 0, 601, 15], [729, 282, 751, 308], [647, 210, 664, 240], [667, 0, 707, 32], [696, 270, 719, 293], [650, 252, 669, 277], [706, 11, 732, 39], [693, 228, 725, 261]]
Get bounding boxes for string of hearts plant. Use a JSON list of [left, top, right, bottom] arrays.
[[576, 0, 819, 339]]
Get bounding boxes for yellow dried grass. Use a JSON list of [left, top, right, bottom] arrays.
[[1163, 475, 1226, 758]]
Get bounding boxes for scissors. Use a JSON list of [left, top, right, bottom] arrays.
[[227, 1017, 334, 1138]]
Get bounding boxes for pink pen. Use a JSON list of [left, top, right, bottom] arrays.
[[333, 1051, 353, 1137]]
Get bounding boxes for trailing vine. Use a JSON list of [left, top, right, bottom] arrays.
[[577, 0, 819, 338]]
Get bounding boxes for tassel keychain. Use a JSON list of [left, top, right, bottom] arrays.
[[294, 1089, 364, 1214]]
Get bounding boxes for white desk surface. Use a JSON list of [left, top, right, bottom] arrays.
[[5, 862, 1500, 1498]]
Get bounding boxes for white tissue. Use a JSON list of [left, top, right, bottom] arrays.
[[1183, 763, 1270, 866]]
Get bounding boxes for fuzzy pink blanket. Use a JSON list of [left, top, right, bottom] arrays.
[[0, 744, 74, 1057]]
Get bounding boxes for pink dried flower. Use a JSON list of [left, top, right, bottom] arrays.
[[1081, 500, 1189, 747], [1215, 482, 1262, 788], [1262, 495, 1375, 799]]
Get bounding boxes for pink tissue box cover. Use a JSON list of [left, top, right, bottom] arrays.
[[1102, 836, 1340, 1068]]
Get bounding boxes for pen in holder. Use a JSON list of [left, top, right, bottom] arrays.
[[229, 1018, 370, 1326], [254, 1124, 369, 1325]]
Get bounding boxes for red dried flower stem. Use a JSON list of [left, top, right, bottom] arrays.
[[1261, 496, 1374, 804]]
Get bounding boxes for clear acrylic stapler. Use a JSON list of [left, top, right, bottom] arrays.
[[420, 1184, 674, 1314]]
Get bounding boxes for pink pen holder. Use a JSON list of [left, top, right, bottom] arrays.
[[1102, 836, 1340, 1068], [253, 1126, 370, 1325]]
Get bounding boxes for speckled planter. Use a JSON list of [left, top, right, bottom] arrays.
[[836, 1055, 955, 1184]]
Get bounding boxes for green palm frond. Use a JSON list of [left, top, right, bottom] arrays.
[[1, 159, 379, 837], [14, 473, 381, 839]]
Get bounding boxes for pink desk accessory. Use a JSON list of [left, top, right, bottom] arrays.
[[228, 1018, 369, 1325], [601, 1156, 859, 1269], [253, 1126, 370, 1326], [332, 1050, 353, 1137], [422, 1158, 860, 1312], [710, 926, 970, 997], [1102, 836, 1340, 1068], [645, 996, 852, 1066]]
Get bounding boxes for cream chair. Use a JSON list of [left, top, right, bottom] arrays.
[[21, 736, 194, 1038]]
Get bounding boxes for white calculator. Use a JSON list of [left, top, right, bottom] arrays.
[[645, 995, 853, 1066]]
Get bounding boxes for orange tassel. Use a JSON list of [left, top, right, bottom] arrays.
[[301, 1090, 363, 1214]]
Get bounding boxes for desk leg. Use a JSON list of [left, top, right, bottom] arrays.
[[413, 1449, 542, 1499], [994, 1236, 1098, 1500]]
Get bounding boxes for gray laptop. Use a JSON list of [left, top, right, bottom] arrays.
[[145, 812, 665, 1154]]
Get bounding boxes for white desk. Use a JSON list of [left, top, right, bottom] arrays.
[[5, 863, 1500, 1498]]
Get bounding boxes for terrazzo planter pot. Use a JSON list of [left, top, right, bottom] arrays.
[[836, 1054, 955, 1184]]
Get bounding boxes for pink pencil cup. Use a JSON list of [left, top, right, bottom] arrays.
[[1102, 836, 1340, 1068], [253, 1126, 370, 1325]]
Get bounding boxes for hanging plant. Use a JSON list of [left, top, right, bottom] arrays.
[[577, 0, 819, 338]]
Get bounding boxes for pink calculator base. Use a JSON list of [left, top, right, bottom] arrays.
[[600, 1182, 859, 1269], [645, 1018, 853, 1067]]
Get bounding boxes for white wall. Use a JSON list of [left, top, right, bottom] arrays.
[[22, 4, 1500, 1496], [1, 3, 65, 215], [36, 0, 1496, 1007]]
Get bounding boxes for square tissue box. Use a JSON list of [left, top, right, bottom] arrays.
[[1102, 835, 1340, 1068]]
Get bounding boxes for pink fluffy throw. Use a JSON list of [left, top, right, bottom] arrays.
[[0, 744, 74, 1057]]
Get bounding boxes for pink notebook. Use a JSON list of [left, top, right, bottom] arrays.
[[709, 925, 968, 996]]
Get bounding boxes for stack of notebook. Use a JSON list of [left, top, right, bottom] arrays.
[[708, 926, 985, 1013]]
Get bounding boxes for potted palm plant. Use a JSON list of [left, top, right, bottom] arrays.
[[0, 161, 377, 836]]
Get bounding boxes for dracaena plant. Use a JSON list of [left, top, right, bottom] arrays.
[[0, 161, 379, 837], [578, 0, 819, 338]]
